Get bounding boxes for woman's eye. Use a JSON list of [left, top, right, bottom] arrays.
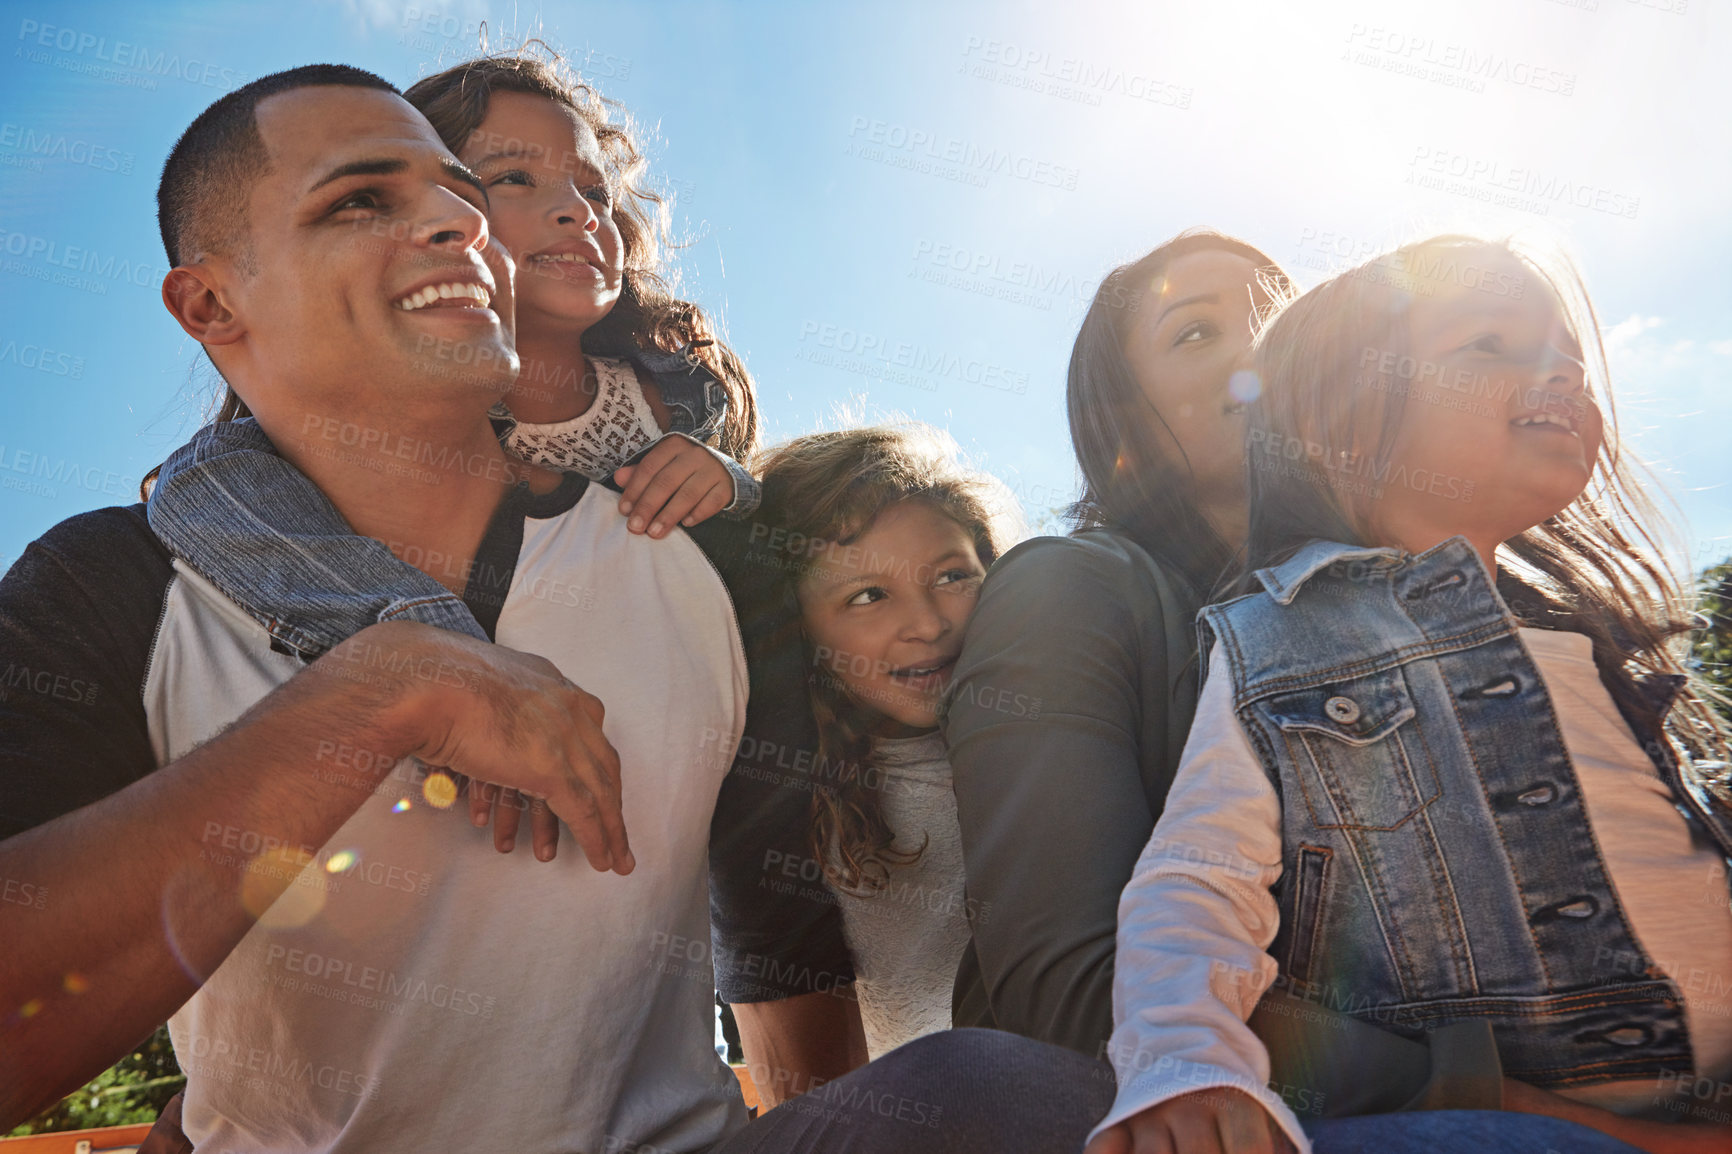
[[1462, 333, 1504, 354], [845, 587, 887, 607], [1173, 320, 1216, 347], [491, 170, 533, 188], [584, 186, 613, 206], [934, 568, 978, 588]]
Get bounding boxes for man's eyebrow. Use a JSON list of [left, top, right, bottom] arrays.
[[305, 156, 486, 200], [440, 157, 487, 198], [307, 157, 408, 193]]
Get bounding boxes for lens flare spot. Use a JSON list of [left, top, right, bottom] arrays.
[[392, 798, 412, 814], [324, 849, 359, 874], [240, 847, 327, 930], [62, 973, 90, 994], [1228, 370, 1262, 403], [422, 771, 458, 810], [19, 999, 42, 1018]]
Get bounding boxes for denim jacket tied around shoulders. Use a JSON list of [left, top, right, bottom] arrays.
[[1199, 536, 1732, 1090], [145, 344, 753, 660]]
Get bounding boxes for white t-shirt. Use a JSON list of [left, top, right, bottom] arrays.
[[1092, 630, 1732, 1151], [152, 480, 749, 1154], [826, 731, 972, 1058]]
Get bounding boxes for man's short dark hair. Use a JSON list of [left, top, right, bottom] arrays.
[[156, 64, 399, 269]]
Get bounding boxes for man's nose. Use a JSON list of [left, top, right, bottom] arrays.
[[418, 186, 490, 251]]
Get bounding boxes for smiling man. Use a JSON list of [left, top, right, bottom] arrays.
[[0, 66, 1110, 1153]]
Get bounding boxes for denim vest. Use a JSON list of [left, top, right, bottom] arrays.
[[1198, 536, 1732, 1088]]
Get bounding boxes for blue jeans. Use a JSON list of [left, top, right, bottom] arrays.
[[708, 1029, 1115, 1154], [1305, 1110, 1646, 1153]]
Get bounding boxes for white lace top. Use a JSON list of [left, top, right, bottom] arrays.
[[503, 355, 662, 481], [826, 731, 972, 1058]]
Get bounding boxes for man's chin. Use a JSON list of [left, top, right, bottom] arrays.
[[400, 338, 520, 399]]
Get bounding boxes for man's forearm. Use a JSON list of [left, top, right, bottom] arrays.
[[0, 657, 412, 1127]]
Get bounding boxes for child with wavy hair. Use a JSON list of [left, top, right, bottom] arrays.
[[1087, 237, 1732, 1154], [722, 423, 1022, 1095]]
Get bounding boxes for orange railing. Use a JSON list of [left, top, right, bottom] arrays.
[[0, 1123, 153, 1152]]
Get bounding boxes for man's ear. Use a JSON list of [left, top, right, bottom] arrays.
[[162, 262, 245, 347]]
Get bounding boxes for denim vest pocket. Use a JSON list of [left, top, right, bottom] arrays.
[[1264, 666, 1440, 831], [1284, 845, 1333, 984]]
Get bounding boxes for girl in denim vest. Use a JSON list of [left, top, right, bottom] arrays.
[[1088, 237, 1732, 1154]]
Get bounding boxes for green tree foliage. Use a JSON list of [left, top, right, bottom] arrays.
[[1693, 558, 1732, 724], [6, 1025, 183, 1136]]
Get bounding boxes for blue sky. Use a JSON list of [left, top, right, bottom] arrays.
[[1, 0, 1727, 574]]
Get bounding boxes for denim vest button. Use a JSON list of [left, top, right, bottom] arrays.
[[1556, 898, 1597, 918], [1605, 1027, 1649, 1046], [1325, 696, 1361, 724], [1518, 785, 1557, 806]]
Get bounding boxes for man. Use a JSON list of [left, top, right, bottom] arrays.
[[0, 66, 1110, 1151]]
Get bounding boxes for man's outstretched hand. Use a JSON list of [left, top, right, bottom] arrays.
[[332, 621, 632, 874]]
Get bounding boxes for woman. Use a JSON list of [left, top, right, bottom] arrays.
[[944, 228, 1287, 1051], [942, 229, 1505, 1119]]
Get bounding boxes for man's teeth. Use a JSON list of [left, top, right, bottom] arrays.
[[394, 282, 491, 311], [1512, 412, 1575, 432]]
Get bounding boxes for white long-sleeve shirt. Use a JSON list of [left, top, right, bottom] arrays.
[[1087, 642, 1310, 1151], [1090, 631, 1732, 1150]]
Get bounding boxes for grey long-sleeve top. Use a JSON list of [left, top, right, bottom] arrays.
[[942, 529, 1506, 1118], [943, 530, 1203, 1055]]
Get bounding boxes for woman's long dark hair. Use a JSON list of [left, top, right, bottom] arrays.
[[1066, 229, 1294, 595]]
